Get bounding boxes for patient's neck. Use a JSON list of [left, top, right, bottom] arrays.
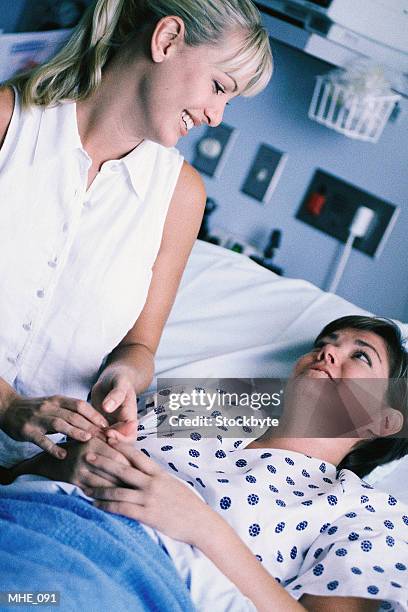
[[247, 434, 355, 467]]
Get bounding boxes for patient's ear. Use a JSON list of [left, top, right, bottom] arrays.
[[375, 407, 404, 436]]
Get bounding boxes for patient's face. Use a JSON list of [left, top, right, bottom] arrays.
[[293, 328, 389, 381], [285, 329, 392, 437]]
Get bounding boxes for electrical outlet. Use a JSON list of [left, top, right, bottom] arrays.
[[241, 144, 288, 204], [193, 123, 237, 178], [296, 169, 399, 258]]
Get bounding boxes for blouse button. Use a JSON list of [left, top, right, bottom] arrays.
[[36, 289, 45, 298], [7, 356, 16, 365], [48, 258, 58, 268], [22, 322, 32, 331]]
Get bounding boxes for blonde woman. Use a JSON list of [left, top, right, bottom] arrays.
[[0, 0, 272, 464]]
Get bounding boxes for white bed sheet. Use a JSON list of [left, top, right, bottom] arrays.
[[154, 240, 408, 501]]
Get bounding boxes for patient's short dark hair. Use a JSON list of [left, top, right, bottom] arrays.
[[314, 315, 408, 478]]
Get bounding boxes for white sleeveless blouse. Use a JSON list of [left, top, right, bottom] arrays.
[[0, 91, 184, 401]]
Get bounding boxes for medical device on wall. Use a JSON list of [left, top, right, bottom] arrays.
[[328, 206, 375, 293]]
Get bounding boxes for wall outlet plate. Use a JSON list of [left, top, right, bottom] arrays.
[[193, 123, 237, 178], [296, 169, 400, 258], [241, 143, 288, 204]]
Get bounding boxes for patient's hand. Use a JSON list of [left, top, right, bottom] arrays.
[[84, 440, 214, 546], [11, 437, 131, 489]]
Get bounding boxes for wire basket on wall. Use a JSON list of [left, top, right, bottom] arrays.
[[309, 74, 400, 143]]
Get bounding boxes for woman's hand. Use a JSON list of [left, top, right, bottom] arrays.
[[91, 367, 139, 442], [0, 393, 109, 460], [10, 437, 132, 488], [84, 440, 212, 546]]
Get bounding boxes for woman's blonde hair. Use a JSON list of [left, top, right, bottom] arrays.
[[8, 0, 272, 107]]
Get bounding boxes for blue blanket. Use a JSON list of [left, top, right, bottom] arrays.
[[0, 490, 195, 612]]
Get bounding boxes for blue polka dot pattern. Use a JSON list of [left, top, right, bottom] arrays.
[[296, 521, 308, 531], [220, 496, 231, 510], [327, 581, 338, 590], [247, 494, 259, 506], [141, 449, 150, 457], [360, 540, 372, 552], [141, 418, 408, 609], [386, 535, 395, 547], [367, 586, 379, 595], [249, 523, 261, 537], [313, 563, 324, 576], [391, 582, 401, 588], [168, 462, 178, 471]]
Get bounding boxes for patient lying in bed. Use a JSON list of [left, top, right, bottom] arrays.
[[1, 316, 408, 611]]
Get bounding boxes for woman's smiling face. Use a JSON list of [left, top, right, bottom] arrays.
[[293, 328, 390, 381]]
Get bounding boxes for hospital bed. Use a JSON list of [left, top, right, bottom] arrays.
[[0, 239, 407, 611]]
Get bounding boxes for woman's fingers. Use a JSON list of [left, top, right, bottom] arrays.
[[86, 486, 144, 504], [108, 440, 160, 476], [102, 388, 128, 413], [105, 420, 138, 442], [93, 500, 146, 522], [80, 470, 121, 488], [27, 429, 67, 459], [70, 399, 109, 428], [85, 453, 149, 488]]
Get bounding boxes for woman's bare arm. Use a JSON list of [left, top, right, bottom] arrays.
[[90, 161, 206, 436]]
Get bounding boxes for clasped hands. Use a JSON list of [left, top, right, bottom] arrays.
[[0, 367, 139, 459]]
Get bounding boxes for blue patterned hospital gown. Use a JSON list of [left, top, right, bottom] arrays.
[[137, 404, 408, 611]]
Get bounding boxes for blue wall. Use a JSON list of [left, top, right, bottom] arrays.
[[177, 40, 408, 322]]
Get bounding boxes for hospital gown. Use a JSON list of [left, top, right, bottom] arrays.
[[136, 402, 408, 612]]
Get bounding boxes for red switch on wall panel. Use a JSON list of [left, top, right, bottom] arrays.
[[306, 188, 327, 216]]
